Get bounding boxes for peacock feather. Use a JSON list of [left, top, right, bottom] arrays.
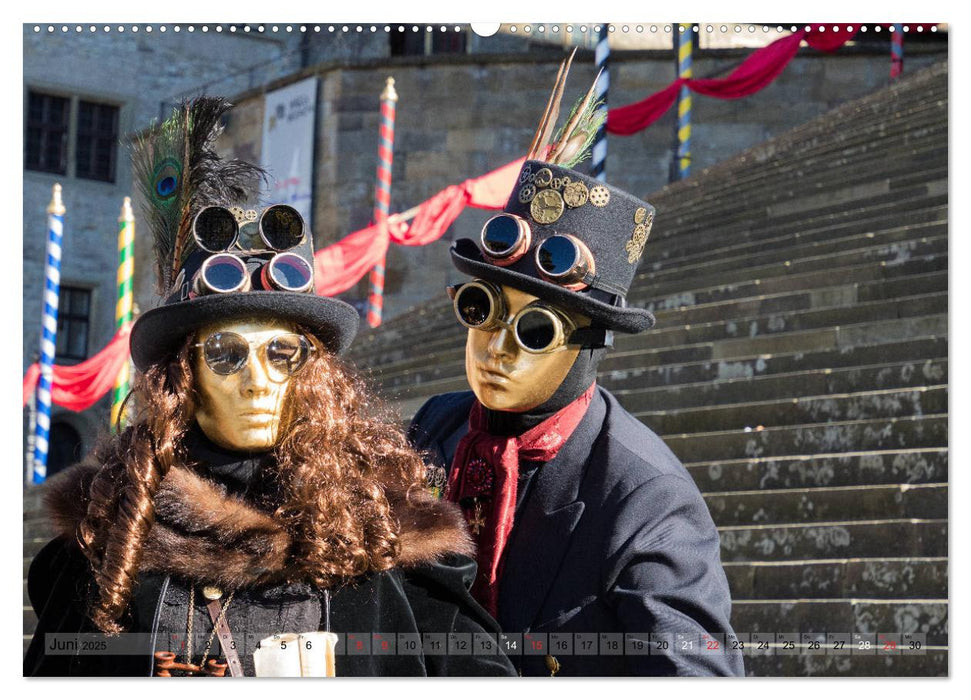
[[129, 97, 265, 293], [525, 53, 607, 170]]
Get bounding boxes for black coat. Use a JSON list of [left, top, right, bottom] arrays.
[[408, 386, 744, 677], [24, 454, 517, 678]]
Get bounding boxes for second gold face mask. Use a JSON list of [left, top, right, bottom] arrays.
[[464, 286, 588, 412], [193, 319, 299, 452]]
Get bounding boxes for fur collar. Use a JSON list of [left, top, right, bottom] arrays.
[[44, 460, 474, 590]]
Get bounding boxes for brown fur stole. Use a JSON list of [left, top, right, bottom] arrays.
[[43, 459, 474, 590]]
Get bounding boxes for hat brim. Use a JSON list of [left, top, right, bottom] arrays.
[[130, 291, 360, 372], [450, 239, 655, 334]]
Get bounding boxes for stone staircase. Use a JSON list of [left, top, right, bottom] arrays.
[[23, 61, 947, 676], [348, 60, 948, 676]]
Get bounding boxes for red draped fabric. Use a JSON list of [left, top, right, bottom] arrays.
[[607, 26, 858, 136], [313, 157, 524, 296], [22, 322, 133, 411]]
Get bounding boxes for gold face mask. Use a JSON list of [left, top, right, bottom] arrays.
[[465, 286, 589, 412], [193, 319, 300, 452]]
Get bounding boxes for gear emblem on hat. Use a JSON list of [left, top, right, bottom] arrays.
[[518, 183, 537, 204], [634, 207, 649, 224], [530, 188, 565, 224], [534, 167, 554, 188], [589, 185, 611, 208], [563, 181, 589, 208], [519, 164, 532, 184]]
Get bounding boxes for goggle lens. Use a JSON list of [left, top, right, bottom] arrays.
[[260, 205, 305, 251], [536, 235, 580, 277], [201, 332, 312, 380], [515, 308, 558, 351], [264, 252, 314, 292], [200, 254, 249, 294], [454, 284, 495, 327], [481, 215, 524, 256], [194, 206, 240, 252]]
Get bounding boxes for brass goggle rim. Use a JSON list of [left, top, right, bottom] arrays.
[[449, 280, 576, 354], [479, 213, 532, 267], [192, 331, 315, 380], [533, 233, 596, 290], [192, 204, 307, 253]]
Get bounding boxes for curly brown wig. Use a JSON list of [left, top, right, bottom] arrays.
[[77, 326, 430, 635]]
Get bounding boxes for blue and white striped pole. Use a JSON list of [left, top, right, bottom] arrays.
[[32, 183, 65, 484], [591, 23, 610, 182]]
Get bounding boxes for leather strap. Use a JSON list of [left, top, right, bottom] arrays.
[[206, 600, 243, 678]]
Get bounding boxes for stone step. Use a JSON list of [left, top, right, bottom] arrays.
[[662, 151, 946, 235], [685, 448, 949, 492], [616, 360, 947, 413], [741, 648, 947, 677], [718, 519, 947, 562], [638, 385, 948, 434], [729, 599, 948, 646], [663, 414, 947, 464], [658, 160, 946, 244], [631, 292, 946, 353], [633, 228, 946, 292], [704, 483, 947, 527], [725, 557, 947, 599], [656, 193, 946, 263], [600, 335, 947, 387], [657, 103, 946, 221]]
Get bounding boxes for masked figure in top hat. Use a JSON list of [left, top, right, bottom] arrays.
[[24, 97, 515, 677], [408, 57, 743, 676]]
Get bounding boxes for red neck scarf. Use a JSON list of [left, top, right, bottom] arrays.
[[446, 383, 596, 617]]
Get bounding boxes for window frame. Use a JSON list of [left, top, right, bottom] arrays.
[[24, 89, 121, 184]]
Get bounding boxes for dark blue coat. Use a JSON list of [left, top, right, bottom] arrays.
[[408, 386, 744, 676]]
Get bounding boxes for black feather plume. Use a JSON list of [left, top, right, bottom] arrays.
[[129, 97, 266, 293]]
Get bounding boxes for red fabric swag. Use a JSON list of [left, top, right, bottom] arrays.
[[607, 26, 857, 136], [446, 383, 596, 617], [22, 322, 133, 412]]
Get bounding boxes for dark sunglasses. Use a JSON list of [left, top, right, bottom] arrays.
[[448, 280, 608, 353], [194, 331, 314, 381]]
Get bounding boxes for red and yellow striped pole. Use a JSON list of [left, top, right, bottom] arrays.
[[366, 77, 398, 328], [109, 197, 135, 430]]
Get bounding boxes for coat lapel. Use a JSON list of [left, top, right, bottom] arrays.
[[497, 388, 607, 634]]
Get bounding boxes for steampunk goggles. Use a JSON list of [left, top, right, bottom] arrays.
[[190, 204, 313, 296], [448, 279, 609, 353], [479, 213, 598, 292]]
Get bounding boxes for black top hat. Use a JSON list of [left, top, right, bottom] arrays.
[[450, 54, 656, 335], [127, 97, 358, 372], [451, 159, 656, 334]]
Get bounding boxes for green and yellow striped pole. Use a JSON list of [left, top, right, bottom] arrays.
[[676, 23, 693, 179], [110, 197, 135, 431]]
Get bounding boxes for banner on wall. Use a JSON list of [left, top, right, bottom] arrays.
[[261, 77, 318, 229]]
